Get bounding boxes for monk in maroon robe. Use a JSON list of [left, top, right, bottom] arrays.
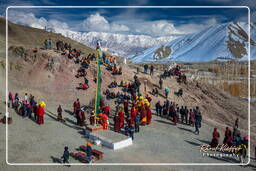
[[210, 128, 220, 147], [73, 98, 80, 115], [118, 111, 125, 129], [146, 109, 152, 125], [113, 114, 120, 132]]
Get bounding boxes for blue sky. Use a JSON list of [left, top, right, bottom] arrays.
[[0, 0, 255, 37]]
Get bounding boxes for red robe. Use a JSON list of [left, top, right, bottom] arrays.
[[113, 115, 120, 132], [73, 101, 80, 113], [36, 106, 45, 125], [146, 109, 152, 125], [211, 128, 220, 147], [131, 110, 137, 123], [118, 112, 125, 128], [78, 110, 85, 126]]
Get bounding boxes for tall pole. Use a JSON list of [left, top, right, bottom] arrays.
[[94, 41, 102, 123]]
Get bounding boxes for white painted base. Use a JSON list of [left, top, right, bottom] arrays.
[[89, 130, 133, 150]]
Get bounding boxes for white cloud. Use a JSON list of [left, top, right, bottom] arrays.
[[9, 11, 48, 29], [8, 11, 69, 30], [8, 11, 220, 37], [48, 19, 69, 30], [80, 13, 129, 32]]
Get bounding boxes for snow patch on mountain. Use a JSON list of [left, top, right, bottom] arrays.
[[130, 22, 256, 63], [53, 28, 180, 57]]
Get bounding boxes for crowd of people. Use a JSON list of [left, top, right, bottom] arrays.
[[8, 92, 46, 125], [155, 100, 202, 134], [209, 119, 248, 163], [5, 38, 250, 164]]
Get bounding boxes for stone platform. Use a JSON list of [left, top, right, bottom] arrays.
[[85, 125, 103, 132], [88, 130, 133, 150]]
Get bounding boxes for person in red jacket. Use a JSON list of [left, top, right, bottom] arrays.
[[210, 128, 220, 147], [36, 105, 45, 125], [146, 109, 152, 125]]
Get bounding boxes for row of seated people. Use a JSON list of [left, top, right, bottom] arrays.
[[108, 80, 132, 88], [106, 64, 122, 75], [176, 74, 187, 84], [104, 89, 130, 100]]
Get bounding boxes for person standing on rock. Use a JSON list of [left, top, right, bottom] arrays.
[[159, 77, 163, 89]]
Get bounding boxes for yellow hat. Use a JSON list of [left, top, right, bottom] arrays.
[[39, 101, 46, 107]]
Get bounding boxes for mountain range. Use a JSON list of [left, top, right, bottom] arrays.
[[129, 22, 256, 63]]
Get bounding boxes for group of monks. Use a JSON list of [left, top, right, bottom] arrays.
[[112, 94, 152, 133], [73, 99, 86, 126]]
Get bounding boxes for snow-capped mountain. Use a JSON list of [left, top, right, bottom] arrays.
[[130, 22, 256, 63], [53, 28, 179, 57]]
